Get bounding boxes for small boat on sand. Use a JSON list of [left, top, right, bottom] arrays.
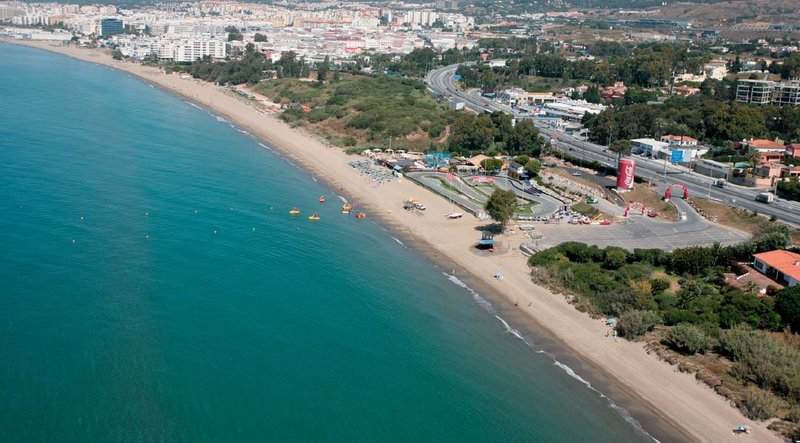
[[342, 203, 353, 214], [355, 212, 366, 219], [446, 212, 463, 219], [319, 196, 326, 203], [289, 208, 300, 215], [308, 214, 320, 221]]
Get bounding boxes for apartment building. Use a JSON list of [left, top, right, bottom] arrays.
[[736, 78, 800, 106]]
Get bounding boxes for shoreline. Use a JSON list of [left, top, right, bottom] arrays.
[[3, 38, 780, 442]]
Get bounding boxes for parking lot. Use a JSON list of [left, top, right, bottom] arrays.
[[533, 214, 748, 252]]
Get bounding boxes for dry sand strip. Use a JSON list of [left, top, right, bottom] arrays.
[[5, 39, 780, 443]]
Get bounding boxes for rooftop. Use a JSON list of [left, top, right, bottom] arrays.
[[754, 250, 800, 282], [662, 134, 698, 143], [746, 139, 784, 150]]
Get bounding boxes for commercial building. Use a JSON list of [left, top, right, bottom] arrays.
[[540, 100, 606, 121], [736, 78, 800, 106], [631, 138, 669, 157], [694, 158, 732, 179], [100, 18, 123, 36], [753, 250, 800, 287]]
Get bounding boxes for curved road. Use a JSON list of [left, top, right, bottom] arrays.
[[426, 64, 800, 226]]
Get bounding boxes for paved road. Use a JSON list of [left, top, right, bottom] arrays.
[[408, 172, 563, 218], [406, 172, 485, 214], [492, 176, 562, 217], [426, 64, 800, 226], [549, 164, 626, 207], [406, 167, 747, 250]]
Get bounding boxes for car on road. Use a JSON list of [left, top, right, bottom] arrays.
[[572, 171, 582, 176], [524, 187, 541, 196], [755, 192, 774, 203]]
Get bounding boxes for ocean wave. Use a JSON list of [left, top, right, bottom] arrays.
[[311, 175, 318, 182], [443, 272, 658, 442], [444, 273, 495, 315], [495, 315, 530, 344], [390, 236, 407, 248], [370, 221, 388, 232], [216, 116, 228, 123], [552, 361, 659, 441], [258, 142, 272, 151]]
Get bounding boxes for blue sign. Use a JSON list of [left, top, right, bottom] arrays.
[[671, 150, 684, 163]]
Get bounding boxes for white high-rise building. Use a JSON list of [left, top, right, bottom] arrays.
[[155, 38, 226, 62]]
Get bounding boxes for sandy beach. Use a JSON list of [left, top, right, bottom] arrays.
[[5, 38, 780, 442]]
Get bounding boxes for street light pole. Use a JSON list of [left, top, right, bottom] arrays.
[[708, 169, 714, 198]]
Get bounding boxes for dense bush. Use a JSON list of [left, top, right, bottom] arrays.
[[664, 323, 715, 354], [776, 286, 800, 332], [778, 177, 800, 202], [740, 386, 781, 421], [616, 310, 661, 338], [719, 325, 800, 402]]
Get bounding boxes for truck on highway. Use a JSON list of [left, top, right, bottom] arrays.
[[755, 192, 775, 203]]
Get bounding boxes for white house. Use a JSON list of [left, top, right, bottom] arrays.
[[753, 250, 800, 287]]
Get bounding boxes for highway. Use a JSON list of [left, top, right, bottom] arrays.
[[426, 64, 800, 226]]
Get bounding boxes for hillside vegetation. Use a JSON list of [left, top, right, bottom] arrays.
[[255, 76, 458, 149]]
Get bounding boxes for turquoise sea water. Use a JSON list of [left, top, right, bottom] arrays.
[[0, 42, 652, 442]]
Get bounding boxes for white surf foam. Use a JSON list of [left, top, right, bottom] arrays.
[[444, 273, 495, 314], [390, 236, 407, 247], [258, 142, 272, 151], [495, 315, 530, 344], [443, 272, 659, 442]]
